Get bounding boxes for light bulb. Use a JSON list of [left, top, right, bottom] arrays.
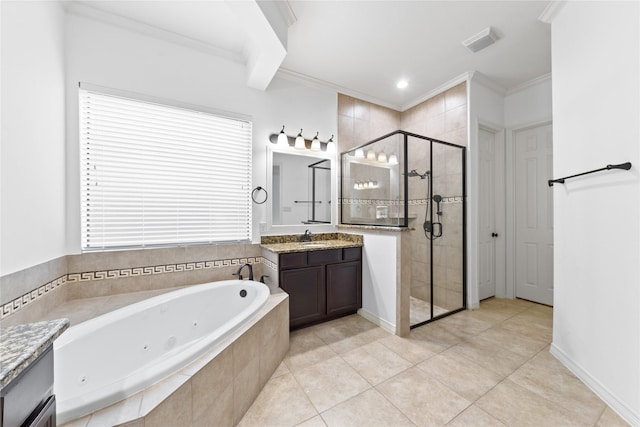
[[367, 150, 376, 160], [326, 135, 336, 153], [310, 132, 321, 151], [355, 148, 365, 158], [295, 129, 305, 150], [378, 152, 388, 163], [388, 153, 398, 165], [277, 125, 288, 147]]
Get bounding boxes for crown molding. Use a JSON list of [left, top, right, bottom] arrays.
[[275, 68, 401, 111], [538, 1, 567, 24], [400, 72, 474, 111], [275, 0, 297, 27], [65, 1, 244, 64], [506, 73, 552, 95], [469, 71, 508, 96]]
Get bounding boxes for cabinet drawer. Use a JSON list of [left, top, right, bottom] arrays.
[[308, 249, 342, 265], [279, 252, 307, 269], [343, 247, 362, 261]]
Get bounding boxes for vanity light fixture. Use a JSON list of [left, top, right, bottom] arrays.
[[388, 153, 398, 165], [310, 132, 321, 151], [294, 129, 305, 150], [367, 150, 377, 161], [355, 148, 365, 159], [326, 135, 336, 153], [277, 125, 288, 147], [378, 152, 388, 163]]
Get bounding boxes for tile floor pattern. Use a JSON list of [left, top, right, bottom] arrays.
[[238, 298, 630, 427], [409, 296, 450, 326]]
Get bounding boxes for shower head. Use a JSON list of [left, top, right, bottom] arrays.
[[433, 194, 442, 203], [406, 170, 430, 179]]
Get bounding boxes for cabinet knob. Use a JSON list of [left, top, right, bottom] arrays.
[[491, 232, 499, 238]]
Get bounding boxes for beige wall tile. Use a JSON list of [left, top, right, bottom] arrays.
[[191, 346, 234, 422], [144, 381, 193, 427], [337, 94, 354, 118], [233, 357, 261, 425], [445, 105, 467, 133], [193, 383, 234, 427], [1, 255, 67, 303], [353, 99, 371, 121], [445, 83, 467, 111]]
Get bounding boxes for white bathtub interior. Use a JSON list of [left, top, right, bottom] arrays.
[[54, 279, 270, 424]]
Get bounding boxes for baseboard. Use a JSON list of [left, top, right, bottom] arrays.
[[357, 308, 396, 334], [550, 343, 639, 426]]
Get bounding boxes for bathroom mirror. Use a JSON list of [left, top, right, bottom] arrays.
[[267, 146, 335, 228]]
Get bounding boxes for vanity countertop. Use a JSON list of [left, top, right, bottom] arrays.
[[261, 239, 362, 254], [0, 318, 69, 389], [260, 232, 363, 254]]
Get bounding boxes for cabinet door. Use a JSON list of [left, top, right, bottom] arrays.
[[280, 265, 325, 328], [326, 261, 362, 317]]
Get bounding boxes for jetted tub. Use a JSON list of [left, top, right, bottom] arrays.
[[54, 279, 270, 424]]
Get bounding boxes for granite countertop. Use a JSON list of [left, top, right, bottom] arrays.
[[260, 239, 363, 254], [0, 318, 69, 389], [261, 232, 363, 254]]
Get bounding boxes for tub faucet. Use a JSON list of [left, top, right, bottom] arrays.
[[300, 229, 312, 242], [233, 263, 253, 281]]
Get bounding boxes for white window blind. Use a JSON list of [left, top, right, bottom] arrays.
[[80, 89, 252, 251]]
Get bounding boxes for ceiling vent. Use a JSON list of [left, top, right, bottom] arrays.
[[462, 27, 498, 53]]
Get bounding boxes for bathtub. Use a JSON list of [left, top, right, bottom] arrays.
[[53, 279, 270, 424]]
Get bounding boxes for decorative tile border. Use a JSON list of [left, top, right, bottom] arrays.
[[1, 256, 268, 320], [340, 196, 463, 206]]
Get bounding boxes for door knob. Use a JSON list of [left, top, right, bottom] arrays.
[[491, 232, 499, 238]]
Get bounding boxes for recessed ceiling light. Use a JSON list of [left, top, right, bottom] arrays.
[[396, 80, 408, 89]]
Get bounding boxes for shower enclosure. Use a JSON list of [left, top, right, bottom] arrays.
[[341, 131, 466, 327]]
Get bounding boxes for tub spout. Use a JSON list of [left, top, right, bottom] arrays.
[[233, 263, 253, 281]]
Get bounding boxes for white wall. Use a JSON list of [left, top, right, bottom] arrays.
[[0, 1, 67, 276], [550, 2, 640, 424], [64, 12, 338, 254], [359, 231, 398, 330], [504, 76, 552, 128]]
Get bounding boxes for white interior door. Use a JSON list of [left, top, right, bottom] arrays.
[[478, 128, 497, 300], [514, 123, 553, 306]]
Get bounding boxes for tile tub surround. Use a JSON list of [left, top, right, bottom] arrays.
[[60, 291, 289, 427], [0, 243, 271, 326], [238, 299, 630, 427], [0, 318, 69, 388]]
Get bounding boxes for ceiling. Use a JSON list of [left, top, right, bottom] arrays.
[[69, 0, 552, 111]]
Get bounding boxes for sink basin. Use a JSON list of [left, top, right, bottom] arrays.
[[300, 242, 330, 248]]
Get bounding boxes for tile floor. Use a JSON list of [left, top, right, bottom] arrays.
[[409, 296, 449, 325], [238, 298, 630, 427]]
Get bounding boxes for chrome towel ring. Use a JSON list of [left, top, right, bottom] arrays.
[[251, 186, 268, 204]]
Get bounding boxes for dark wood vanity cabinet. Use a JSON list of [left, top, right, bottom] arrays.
[[279, 247, 362, 329]]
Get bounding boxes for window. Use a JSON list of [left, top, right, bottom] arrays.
[[80, 87, 252, 251]]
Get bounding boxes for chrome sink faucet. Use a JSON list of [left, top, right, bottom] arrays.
[[300, 229, 312, 242], [232, 263, 253, 281]]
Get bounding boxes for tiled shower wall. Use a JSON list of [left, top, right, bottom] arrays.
[[0, 243, 278, 327], [338, 82, 467, 312]]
